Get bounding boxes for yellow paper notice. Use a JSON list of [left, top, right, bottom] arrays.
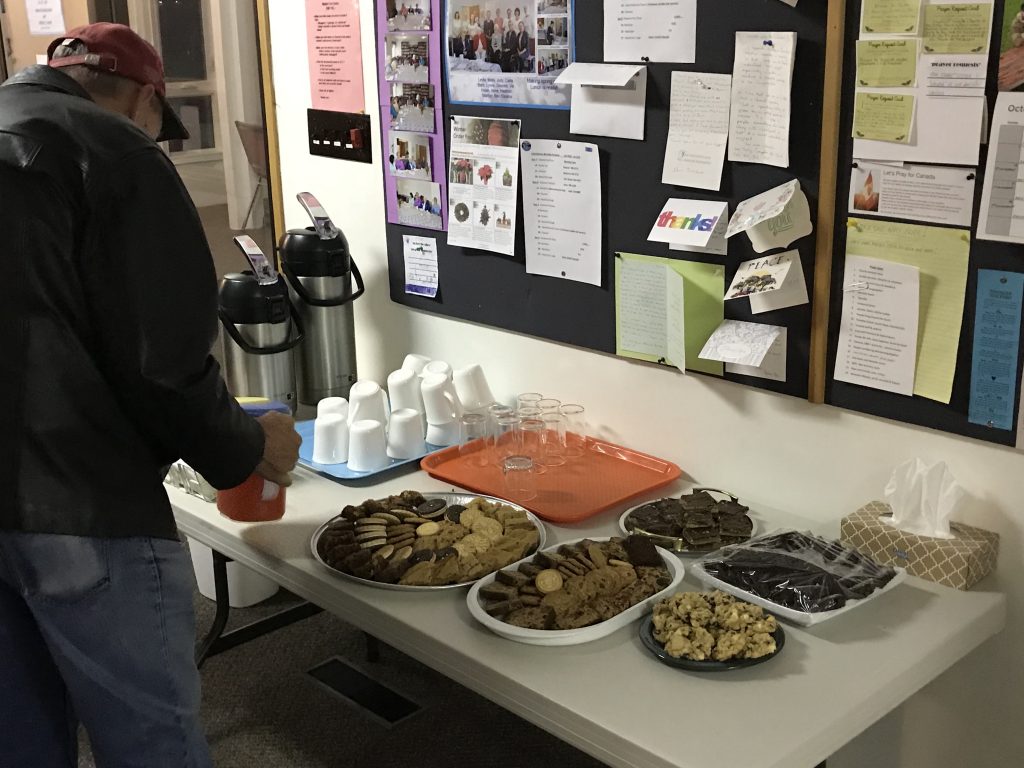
[[853, 93, 915, 143], [856, 39, 919, 87], [615, 252, 724, 376], [846, 218, 970, 403], [923, 3, 992, 54], [862, 0, 923, 34]]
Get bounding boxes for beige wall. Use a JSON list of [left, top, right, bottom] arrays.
[[267, 1, 1020, 765], [2, 0, 94, 74]]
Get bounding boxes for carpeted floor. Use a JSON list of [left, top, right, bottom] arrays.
[[78, 583, 608, 767]]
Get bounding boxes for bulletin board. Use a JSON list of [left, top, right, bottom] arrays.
[[378, 0, 835, 401], [825, 0, 1024, 447]]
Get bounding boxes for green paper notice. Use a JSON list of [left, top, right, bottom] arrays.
[[862, 0, 923, 34], [856, 39, 919, 87], [615, 253, 724, 376], [923, 3, 992, 54], [846, 218, 970, 403], [853, 93, 915, 143]]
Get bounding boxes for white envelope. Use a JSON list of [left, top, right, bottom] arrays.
[[556, 63, 647, 141], [726, 180, 813, 253]]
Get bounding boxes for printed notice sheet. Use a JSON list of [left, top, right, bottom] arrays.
[[306, 0, 365, 113], [603, 0, 697, 63], [835, 255, 921, 396], [26, 0, 65, 36], [847, 218, 971, 403], [862, 0, 923, 34], [520, 139, 602, 286], [968, 271, 1024, 430], [850, 162, 975, 227], [663, 72, 732, 190], [728, 31, 797, 168], [403, 235, 440, 297], [978, 93, 1024, 243], [447, 116, 521, 256], [615, 253, 725, 375]]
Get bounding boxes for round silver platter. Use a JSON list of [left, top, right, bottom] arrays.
[[310, 492, 548, 591], [617, 488, 760, 558]]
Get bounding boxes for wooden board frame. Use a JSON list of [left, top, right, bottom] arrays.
[[809, 0, 848, 403], [254, 0, 285, 259]]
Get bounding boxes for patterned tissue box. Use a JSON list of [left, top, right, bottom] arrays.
[[841, 501, 999, 591]]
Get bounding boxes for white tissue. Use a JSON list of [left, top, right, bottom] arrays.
[[882, 459, 963, 539]]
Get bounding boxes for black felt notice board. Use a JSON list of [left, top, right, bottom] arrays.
[[381, 0, 832, 400], [825, 0, 1024, 447]]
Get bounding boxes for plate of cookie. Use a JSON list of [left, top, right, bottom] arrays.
[[639, 591, 785, 672], [466, 535, 685, 646], [619, 488, 758, 557], [311, 491, 547, 591]]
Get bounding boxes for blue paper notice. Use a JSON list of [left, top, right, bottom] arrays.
[[969, 270, 1024, 430]]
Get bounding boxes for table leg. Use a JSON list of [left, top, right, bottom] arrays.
[[194, 549, 323, 669], [195, 550, 232, 668]]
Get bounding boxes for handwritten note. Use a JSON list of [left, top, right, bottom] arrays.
[[616, 253, 724, 375], [862, 0, 923, 34], [853, 93, 915, 143], [857, 39, 919, 87], [923, 3, 992, 54], [617, 260, 672, 359], [662, 72, 732, 190], [729, 32, 797, 168]]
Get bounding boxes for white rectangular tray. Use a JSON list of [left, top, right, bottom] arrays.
[[689, 560, 907, 627], [467, 537, 685, 646]]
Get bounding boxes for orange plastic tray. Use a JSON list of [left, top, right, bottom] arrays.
[[420, 439, 682, 524]]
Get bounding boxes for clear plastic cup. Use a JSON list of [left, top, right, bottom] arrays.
[[503, 455, 537, 502]]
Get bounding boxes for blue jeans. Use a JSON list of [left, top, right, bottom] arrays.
[[0, 532, 212, 767]]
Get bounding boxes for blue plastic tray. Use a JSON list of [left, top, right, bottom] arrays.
[[296, 420, 443, 482]]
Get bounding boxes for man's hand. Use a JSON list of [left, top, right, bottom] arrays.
[[256, 411, 301, 487]]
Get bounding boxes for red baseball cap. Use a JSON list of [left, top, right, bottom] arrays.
[[47, 22, 189, 142]]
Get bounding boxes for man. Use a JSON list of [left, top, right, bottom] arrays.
[[483, 9, 495, 37], [0, 23, 300, 767]]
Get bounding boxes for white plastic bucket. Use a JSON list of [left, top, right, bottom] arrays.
[[187, 537, 279, 608]]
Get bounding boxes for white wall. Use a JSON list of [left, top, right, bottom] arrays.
[[267, 2, 1021, 765]]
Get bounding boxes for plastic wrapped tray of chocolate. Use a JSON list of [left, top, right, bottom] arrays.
[[311, 492, 547, 591], [466, 535, 685, 646], [618, 488, 758, 556]]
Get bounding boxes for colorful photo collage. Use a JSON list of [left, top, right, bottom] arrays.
[[380, 0, 446, 230], [446, 1, 574, 107]]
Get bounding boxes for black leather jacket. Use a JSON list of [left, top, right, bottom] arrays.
[[0, 66, 264, 540]]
